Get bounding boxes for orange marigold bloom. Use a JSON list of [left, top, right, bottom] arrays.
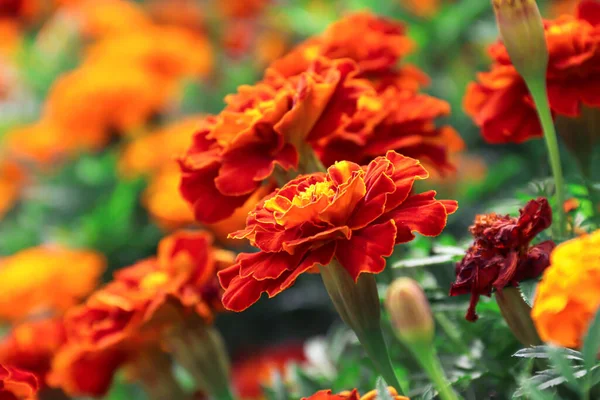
[[0, 160, 25, 220], [0, 319, 66, 387], [218, 151, 457, 311], [49, 231, 232, 396], [67, 0, 151, 38], [119, 117, 203, 178], [532, 229, 600, 348], [304, 388, 409, 400], [450, 198, 555, 321], [464, 0, 600, 143], [215, 0, 269, 19], [232, 342, 306, 399], [0, 246, 105, 321], [85, 25, 213, 82], [0, 364, 38, 400], [270, 12, 414, 78]]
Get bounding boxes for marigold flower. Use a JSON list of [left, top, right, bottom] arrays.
[[49, 231, 232, 396], [304, 387, 409, 400], [450, 198, 555, 321], [218, 151, 457, 311], [0, 246, 105, 321], [119, 117, 203, 178], [215, 0, 269, 19], [232, 343, 306, 399], [0, 318, 66, 387], [0, 364, 38, 400], [532, 229, 600, 348], [0, 160, 25, 220], [464, 0, 600, 143], [85, 25, 213, 82], [67, 0, 151, 38], [270, 12, 414, 78]]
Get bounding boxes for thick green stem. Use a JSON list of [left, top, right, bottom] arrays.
[[496, 287, 542, 346], [319, 261, 405, 394], [411, 342, 460, 400], [526, 77, 567, 240]]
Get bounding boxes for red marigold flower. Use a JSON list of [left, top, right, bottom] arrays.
[[464, 0, 600, 143], [48, 231, 233, 397], [450, 198, 556, 321], [180, 60, 460, 224], [0, 364, 38, 400], [218, 151, 457, 311], [0, 318, 66, 388]]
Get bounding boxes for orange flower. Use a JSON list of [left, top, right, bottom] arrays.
[[119, 117, 203, 178], [180, 14, 460, 225], [303, 388, 409, 400], [44, 62, 167, 143], [49, 231, 232, 396], [143, 164, 196, 230], [464, 0, 600, 143], [270, 12, 414, 79], [232, 343, 306, 399], [218, 151, 457, 311], [66, 0, 151, 38], [3, 120, 75, 165], [0, 160, 25, 219], [0, 364, 38, 400], [0, 246, 105, 321], [148, 0, 204, 32], [532, 229, 600, 348], [0, 319, 66, 387], [85, 25, 213, 82]]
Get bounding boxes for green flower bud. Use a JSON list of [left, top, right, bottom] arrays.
[[385, 278, 434, 344], [492, 0, 548, 80]]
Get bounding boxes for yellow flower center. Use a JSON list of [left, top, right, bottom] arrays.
[[291, 181, 335, 207]]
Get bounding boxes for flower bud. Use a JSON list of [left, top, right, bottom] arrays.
[[492, 0, 548, 80], [385, 278, 434, 344]]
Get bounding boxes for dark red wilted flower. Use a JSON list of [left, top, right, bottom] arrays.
[[450, 198, 555, 321]]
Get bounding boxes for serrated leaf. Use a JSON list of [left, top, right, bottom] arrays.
[[513, 346, 583, 361], [518, 280, 538, 307], [392, 254, 456, 269], [375, 377, 394, 400], [546, 346, 582, 394], [583, 308, 600, 372], [514, 378, 557, 400]]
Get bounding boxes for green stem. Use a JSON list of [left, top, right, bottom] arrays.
[[526, 77, 567, 240], [412, 342, 460, 400], [319, 262, 405, 394], [496, 287, 542, 347]]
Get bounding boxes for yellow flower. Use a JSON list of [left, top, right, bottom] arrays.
[[532, 230, 600, 348], [0, 246, 106, 321]]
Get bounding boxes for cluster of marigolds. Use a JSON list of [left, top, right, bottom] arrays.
[[0, 0, 600, 399]]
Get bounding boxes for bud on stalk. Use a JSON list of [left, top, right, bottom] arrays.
[[385, 278, 460, 400], [492, 0, 548, 80]]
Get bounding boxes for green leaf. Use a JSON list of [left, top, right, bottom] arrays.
[[375, 377, 394, 400], [263, 371, 289, 400], [518, 280, 538, 308], [513, 346, 583, 361], [291, 364, 323, 397], [515, 378, 557, 400], [546, 346, 582, 394], [583, 308, 600, 372]]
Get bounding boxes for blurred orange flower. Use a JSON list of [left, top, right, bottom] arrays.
[[0, 160, 25, 219], [48, 230, 232, 396], [66, 0, 151, 38], [0, 246, 105, 321], [232, 343, 306, 399], [532, 229, 600, 348], [0, 364, 38, 400], [219, 151, 457, 311], [119, 117, 203, 178], [464, 0, 600, 143], [0, 318, 66, 387], [303, 388, 409, 400], [215, 0, 269, 19]]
